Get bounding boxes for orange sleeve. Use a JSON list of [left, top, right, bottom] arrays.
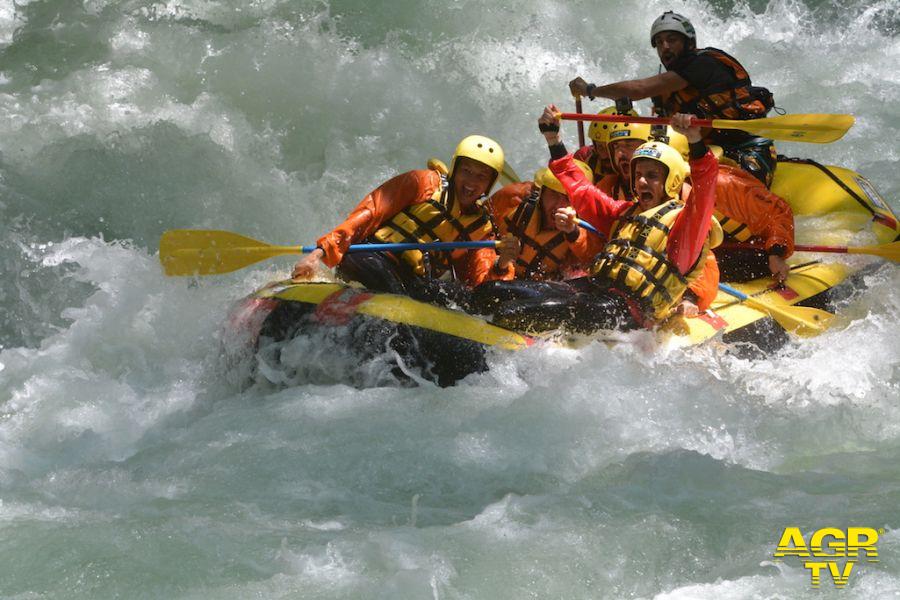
[[668, 152, 719, 275], [566, 225, 605, 267], [716, 165, 795, 256], [487, 182, 532, 236], [688, 253, 721, 311], [454, 247, 513, 286], [315, 169, 442, 267]]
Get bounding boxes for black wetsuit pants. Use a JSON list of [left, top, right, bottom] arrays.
[[338, 254, 642, 335], [336, 251, 474, 309], [713, 247, 771, 282], [471, 278, 641, 335]]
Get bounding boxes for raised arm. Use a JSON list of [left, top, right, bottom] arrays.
[[666, 113, 718, 274], [292, 169, 440, 279], [569, 72, 687, 102]]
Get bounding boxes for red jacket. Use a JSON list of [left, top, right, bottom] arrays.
[[549, 150, 719, 275]]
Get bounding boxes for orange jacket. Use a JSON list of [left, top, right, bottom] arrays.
[[489, 182, 605, 280], [596, 173, 631, 201], [687, 253, 721, 311], [685, 165, 794, 310], [315, 169, 508, 286], [574, 145, 613, 185], [711, 165, 794, 255]]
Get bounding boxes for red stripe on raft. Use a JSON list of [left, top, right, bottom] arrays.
[[315, 289, 375, 325], [227, 297, 279, 337], [774, 285, 799, 300], [874, 214, 898, 230], [698, 311, 728, 330]]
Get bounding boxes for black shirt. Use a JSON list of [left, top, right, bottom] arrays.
[[665, 49, 754, 145], [668, 50, 736, 94]]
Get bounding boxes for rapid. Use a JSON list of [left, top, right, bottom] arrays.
[[1, 0, 899, 597]]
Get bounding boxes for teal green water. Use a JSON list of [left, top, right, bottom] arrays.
[[1, 1, 899, 598]]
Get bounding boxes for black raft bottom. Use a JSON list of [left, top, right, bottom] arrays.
[[256, 299, 489, 388]]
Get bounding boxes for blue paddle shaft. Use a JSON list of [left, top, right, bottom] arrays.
[[718, 283, 748, 300], [301, 241, 498, 253], [576, 218, 602, 237]]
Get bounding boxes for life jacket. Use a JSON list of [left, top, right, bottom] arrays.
[[504, 187, 572, 280], [712, 209, 753, 242], [661, 48, 774, 120], [587, 152, 602, 177], [677, 179, 753, 242], [590, 200, 719, 321], [576, 146, 611, 179], [599, 174, 632, 202], [372, 171, 495, 277]]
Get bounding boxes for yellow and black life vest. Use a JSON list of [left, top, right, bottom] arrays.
[[372, 172, 495, 277], [504, 187, 573, 280], [662, 48, 773, 120], [587, 150, 615, 179], [586, 152, 602, 177], [713, 209, 753, 242], [590, 200, 715, 320]]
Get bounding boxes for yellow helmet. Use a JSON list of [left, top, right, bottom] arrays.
[[630, 141, 689, 200], [606, 121, 652, 158], [588, 106, 639, 145], [448, 135, 505, 181], [534, 160, 593, 195]]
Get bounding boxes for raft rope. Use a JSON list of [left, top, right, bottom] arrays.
[[778, 157, 899, 241], [777, 157, 874, 216]]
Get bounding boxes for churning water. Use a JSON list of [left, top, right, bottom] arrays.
[[1, 0, 899, 597]]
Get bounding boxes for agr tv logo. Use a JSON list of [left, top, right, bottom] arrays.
[[773, 527, 882, 588]]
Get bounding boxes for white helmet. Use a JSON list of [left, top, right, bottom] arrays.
[[650, 11, 696, 47]]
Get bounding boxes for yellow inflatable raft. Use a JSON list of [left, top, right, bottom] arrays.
[[226, 158, 898, 385]]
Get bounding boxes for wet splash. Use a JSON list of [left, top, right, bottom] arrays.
[[1, 0, 899, 597]]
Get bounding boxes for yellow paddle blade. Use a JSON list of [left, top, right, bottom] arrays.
[[500, 162, 521, 185], [847, 240, 900, 262], [711, 113, 855, 144], [159, 229, 303, 276], [743, 296, 835, 337]]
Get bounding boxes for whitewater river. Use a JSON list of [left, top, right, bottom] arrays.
[[1, 0, 899, 597]]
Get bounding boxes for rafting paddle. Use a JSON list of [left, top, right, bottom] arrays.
[[572, 219, 835, 336], [159, 229, 498, 276], [720, 240, 900, 263], [558, 112, 855, 144], [575, 218, 603, 238], [717, 283, 833, 337], [500, 162, 522, 187], [575, 96, 586, 147]]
